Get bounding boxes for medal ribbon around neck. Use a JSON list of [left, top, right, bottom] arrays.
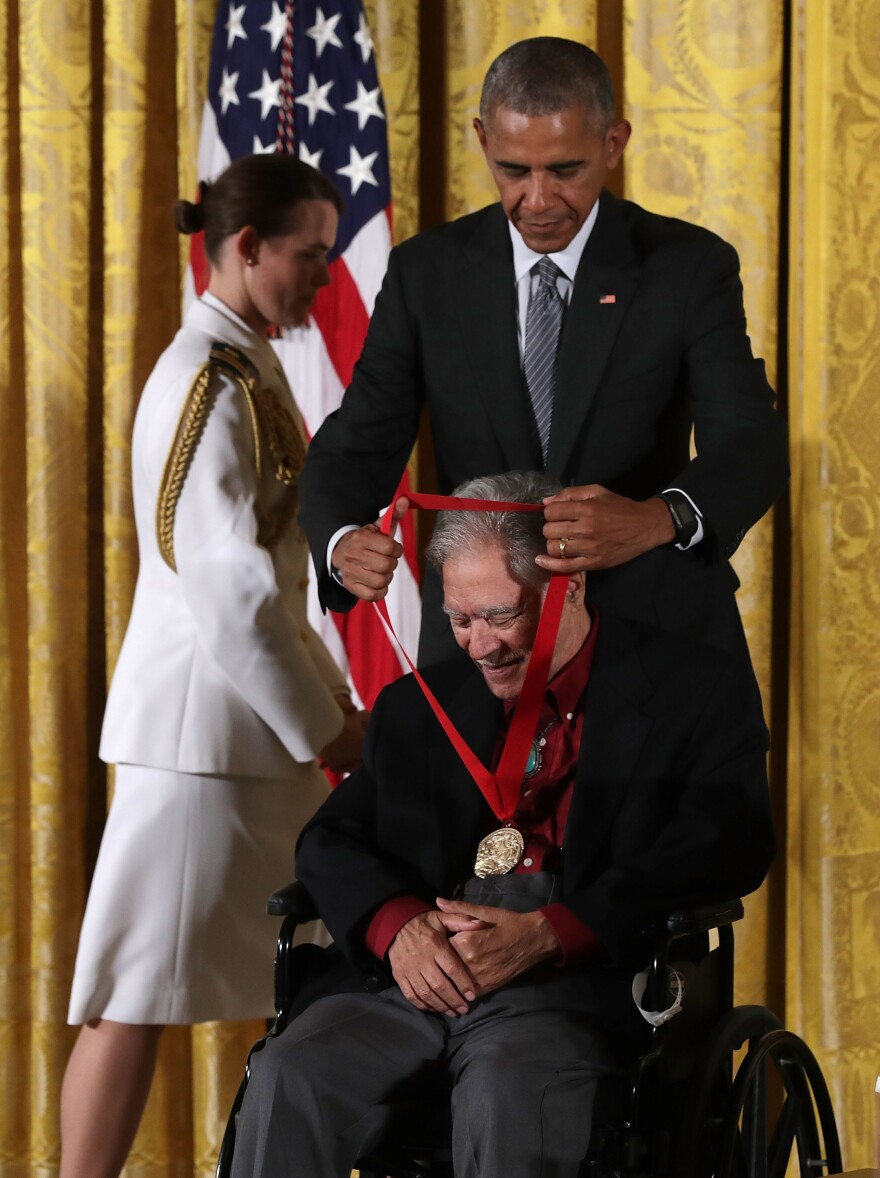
[[375, 491, 568, 824]]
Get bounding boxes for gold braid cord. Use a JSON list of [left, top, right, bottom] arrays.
[[156, 342, 303, 571], [156, 361, 217, 573], [254, 386, 307, 549]]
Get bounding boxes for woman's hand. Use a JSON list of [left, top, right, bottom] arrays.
[[318, 695, 368, 773]]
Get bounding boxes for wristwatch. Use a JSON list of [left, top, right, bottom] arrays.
[[656, 490, 699, 548]]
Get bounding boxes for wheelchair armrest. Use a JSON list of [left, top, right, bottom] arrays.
[[267, 880, 319, 921], [665, 898, 744, 936]]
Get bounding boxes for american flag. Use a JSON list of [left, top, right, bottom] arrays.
[[187, 0, 421, 711]]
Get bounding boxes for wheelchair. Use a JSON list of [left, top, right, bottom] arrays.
[[216, 882, 842, 1178]]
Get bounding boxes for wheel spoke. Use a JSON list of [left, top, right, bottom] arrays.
[[742, 1057, 768, 1178], [767, 1094, 799, 1178]]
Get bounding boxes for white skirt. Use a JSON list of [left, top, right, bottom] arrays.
[[68, 763, 328, 1025]]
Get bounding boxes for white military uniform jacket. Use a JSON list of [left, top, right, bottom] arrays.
[[100, 293, 348, 778]]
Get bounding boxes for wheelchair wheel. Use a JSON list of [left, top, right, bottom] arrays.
[[715, 1028, 842, 1178], [672, 1005, 782, 1178]]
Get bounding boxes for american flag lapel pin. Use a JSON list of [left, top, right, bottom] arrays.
[[599, 293, 617, 305]]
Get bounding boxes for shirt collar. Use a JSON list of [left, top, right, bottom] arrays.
[[509, 197, 601, 286]]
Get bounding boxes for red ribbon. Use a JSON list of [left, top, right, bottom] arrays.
[[375, 491, 567, 823]]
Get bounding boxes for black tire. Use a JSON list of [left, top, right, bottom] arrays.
[[715, 1028, 842, 1178], [672, 1005, 783, 1178]]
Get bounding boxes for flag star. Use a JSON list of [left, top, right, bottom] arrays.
[[343, 80, 385, 131], [337, 144, 379, 194], [299, 142, 324, 170], [306, 6, 343, 57], [218, 67, 240, 115], [248, 69, 282, 120], [253, 135, 276, 154], [294, 73, 335, 126], [353, 11, 374, 62], [225, 2, 247, 49], [261, 1, 288, 52]]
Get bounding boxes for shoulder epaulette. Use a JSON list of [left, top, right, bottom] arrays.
[[208, 340, 261, 387]]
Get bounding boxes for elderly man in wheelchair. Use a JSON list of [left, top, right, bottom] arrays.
[[228, 469, 777, 1178]]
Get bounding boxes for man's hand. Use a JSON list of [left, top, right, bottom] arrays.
[[331, 498, 409, 602], [537, 485, 674, 573], [388, 909, 484, 1016], [435, 898, 561, 996]]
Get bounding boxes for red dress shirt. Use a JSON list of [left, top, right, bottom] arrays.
[[365, 609, 602, 966]]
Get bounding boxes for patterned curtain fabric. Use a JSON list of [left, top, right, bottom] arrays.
[[623, 0, 785, 1017], [787, 0, 880, 1159], [0, 0, 877, 1172]]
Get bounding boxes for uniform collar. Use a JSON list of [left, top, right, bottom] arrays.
[[188, 293, 290, 391]]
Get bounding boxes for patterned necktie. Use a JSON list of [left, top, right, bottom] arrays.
[[523, 257, 565, 462]]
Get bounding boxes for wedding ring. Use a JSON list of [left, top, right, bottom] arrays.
[[559, 537, 570, 558]]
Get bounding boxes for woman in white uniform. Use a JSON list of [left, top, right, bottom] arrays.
[[60, 153, 365, 1178]]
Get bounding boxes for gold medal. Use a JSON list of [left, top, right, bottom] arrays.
[[474, 827, 525, 878]]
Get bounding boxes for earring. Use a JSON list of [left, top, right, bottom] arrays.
[[246, 256, 256, 266]]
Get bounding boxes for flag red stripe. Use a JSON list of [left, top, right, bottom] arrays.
[[331, 601, 403, 710], [311, 257, 371, 389], [190, 230, 210, 298]]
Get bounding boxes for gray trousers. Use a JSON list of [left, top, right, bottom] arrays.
[[230, 875, 619, 1178]]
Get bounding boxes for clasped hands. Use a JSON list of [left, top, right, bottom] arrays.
[[387, 899, 560, 1017], [331, 487, 674, 603]]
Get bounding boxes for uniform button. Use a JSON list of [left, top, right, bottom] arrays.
[[566, 712, 574, 721], [523, 857, 534, 867]]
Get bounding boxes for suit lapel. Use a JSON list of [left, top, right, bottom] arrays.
[[547, 192, 642, 478], [455, 207, 541, 471], [566, 614, 655, 872], [428, 666, 503, 879]]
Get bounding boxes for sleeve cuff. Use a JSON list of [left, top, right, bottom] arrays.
[[541, 903, 603, 966], [364, 896, 434, 961], [327, 525, 359, 584]]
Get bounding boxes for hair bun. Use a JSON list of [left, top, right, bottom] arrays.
[[173, 197, 205, 236]]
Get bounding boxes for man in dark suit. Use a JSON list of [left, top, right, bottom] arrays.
[[231, 472, 774, 1178], [299, 37, 788, 668]]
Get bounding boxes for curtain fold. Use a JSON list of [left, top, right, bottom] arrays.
[[622, 0, 784, 1014], [787, 0, 880, 1164], [0, 0, 877, 1171], [9, 0, 98, 1169]]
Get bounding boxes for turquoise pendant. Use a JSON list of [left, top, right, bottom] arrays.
[[523, 739, 541, 779]]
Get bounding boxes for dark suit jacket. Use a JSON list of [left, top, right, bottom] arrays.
[[295, 614, 775, 1048], [300, 192, 789, 665]]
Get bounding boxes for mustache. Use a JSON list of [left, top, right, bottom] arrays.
[[475, 653, 525, 669]]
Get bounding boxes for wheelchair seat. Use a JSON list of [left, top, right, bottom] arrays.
[[216, 884, 842, 1178]]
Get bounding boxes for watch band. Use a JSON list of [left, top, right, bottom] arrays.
[[657, 490, 699, 547]]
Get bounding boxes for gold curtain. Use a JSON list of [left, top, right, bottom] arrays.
[[623, 0, 784, 1014], [787, 0, 880, 1165], [1, 0, 878, 1172]]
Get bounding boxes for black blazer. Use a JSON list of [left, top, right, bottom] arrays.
[[300, 192, 788, 664], [295, 614, 774, 1041]]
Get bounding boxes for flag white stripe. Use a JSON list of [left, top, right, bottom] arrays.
[[342, 209, 392, 317]]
